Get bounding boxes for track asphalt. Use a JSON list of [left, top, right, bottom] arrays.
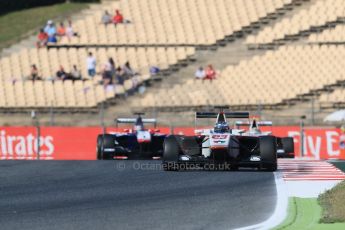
[[0, 160, 276, 230]]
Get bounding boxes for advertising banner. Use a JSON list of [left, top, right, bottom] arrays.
[[0, 126, 344, 160]]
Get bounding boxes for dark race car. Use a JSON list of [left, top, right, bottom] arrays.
[[97, 113, 166, 160], [235, 119, 295, 158], [162, 107, 278, 171]]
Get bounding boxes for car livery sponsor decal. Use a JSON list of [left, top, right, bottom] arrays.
[[212, 135, 228, 139]]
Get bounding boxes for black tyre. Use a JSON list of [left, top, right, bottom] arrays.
[[162, 135, 181, 171], [151, 135, 166, 157], [97, 134, 103, 160], [259, 136, 277, 171], [101, 134, 116, 160], [282, 137, 294, 158]]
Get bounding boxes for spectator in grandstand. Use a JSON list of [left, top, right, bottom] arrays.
[[36, 29, 48, 48], [66, 20, 79, 39], [29, 64, 42, 81], [44, 23, 49, 33], [205, 64, 217, 81], [150, 66, 160, 75], [109, 57, 116, 76], [195, 66, 205, 80], [122, 61, 136, 78], [86, 52, 97, 78], [101, 10, 112, 25], [47, 34, 58, 44], [45, 20, 56, 38], [115, 67, 125, 85], [44, 20, 52, 33], [57, 22, 66, 37], [102, 59, 113, 87], [113, 9, 124, 25], [70, 65, 82, 80], [56, 65, 67, 80]]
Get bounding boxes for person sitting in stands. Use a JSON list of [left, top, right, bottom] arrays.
[[57, 22, 66, 36], [56, 65, 67, 80], [122, 61, 135, 78], [204, 64, 216, 81], [29, 64, 42, 81], [115, 67, 125, 85], [45, 20, 56, 38], [113, 9, 124, 25], [150, 66, 160, 75], [101, 10, 112, 25], [48, 35, 57, 44], [70, 65, 82, 80], [36, 29, 48, 48], [66, 20, 79, 39], [102, 59, 113, 87], [195, 66, 205, 80], [109, 57, 116, 76]]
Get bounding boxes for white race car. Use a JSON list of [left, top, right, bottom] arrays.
[[162, 107, 278, 171]]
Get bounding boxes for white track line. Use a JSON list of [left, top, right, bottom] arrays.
[[234, 171, 288, 230]]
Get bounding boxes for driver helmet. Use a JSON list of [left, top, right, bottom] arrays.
[[134, 125, 143, 131], [214, 122, 230, 133], [134, 116, 144, 131]]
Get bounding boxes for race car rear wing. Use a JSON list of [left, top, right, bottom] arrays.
[[115, 118, 157, 127], [195, 112, 249, 119], [235, 121, 273, 126]]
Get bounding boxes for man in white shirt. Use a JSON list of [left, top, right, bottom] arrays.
[[86, 52, 96, 78], [101, 10, 112, 25], [195, 66, 205, 80]]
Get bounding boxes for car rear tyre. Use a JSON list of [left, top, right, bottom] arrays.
[[101, 134, 116, 160], [282, 137, 294, 158], [259, 136, 277, 171], [97, 134, 103, 160], [162, 135, 181, 171]]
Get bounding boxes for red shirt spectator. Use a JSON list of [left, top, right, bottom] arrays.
[[113, 10, 124, 24], [36, 29, 48, 48], [205, 64, 216, 80]]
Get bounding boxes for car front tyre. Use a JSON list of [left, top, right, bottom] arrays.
[[162, 135, 181, 171]]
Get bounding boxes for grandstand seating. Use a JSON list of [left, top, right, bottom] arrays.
[[319, 88, 345, 108], [0, 47, 195, 82], [0, 80, 110, 108], [0, 46, 195, 108], [246, 0, 345, 46], [6, 0, 342, 112], [0, 0, 300, 110], [134, 45, 345, 109], [57, 0, 295, 46], [309, 25, 345, 43]]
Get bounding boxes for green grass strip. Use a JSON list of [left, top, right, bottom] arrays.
[[273, 197, 345, 230], [0, 2, 89, 50]]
